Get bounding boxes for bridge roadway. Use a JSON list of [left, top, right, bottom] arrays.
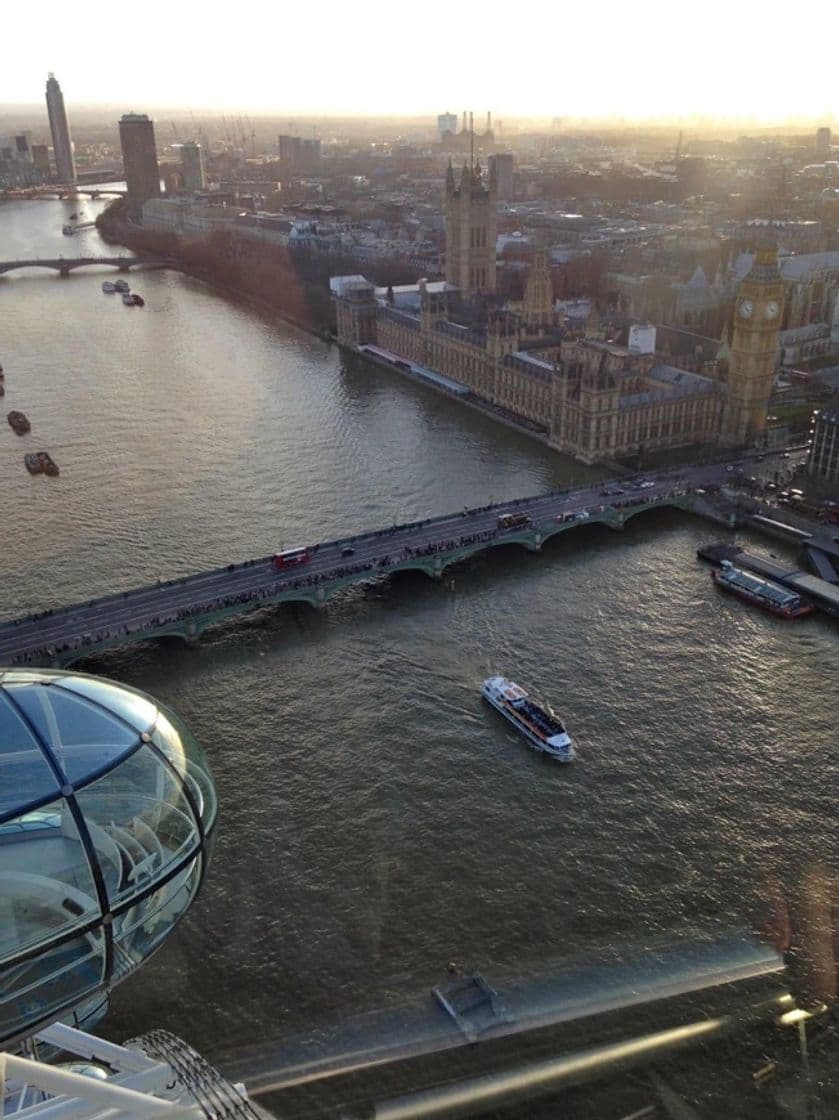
[[0, 256, 177, 276], [0, 462, 746, 669]]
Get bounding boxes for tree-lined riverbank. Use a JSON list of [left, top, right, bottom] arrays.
[[96, 199, 417, 337]]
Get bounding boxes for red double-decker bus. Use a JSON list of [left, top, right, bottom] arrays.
[[273, 547, 310, 570]]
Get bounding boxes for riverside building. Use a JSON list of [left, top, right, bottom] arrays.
[[180, 141, 206, 191], [119, 114, 161, 218], [808, 398, 839, 484], [333, 180, 786, 463]]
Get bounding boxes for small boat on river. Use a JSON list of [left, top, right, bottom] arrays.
[[8, 411, 30, 435], [481, 676, 575, 762], [37, 451, 59, 477]]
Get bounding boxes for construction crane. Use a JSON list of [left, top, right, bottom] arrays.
[[170, 121, 181, 143], [245, 115, 256, 157]]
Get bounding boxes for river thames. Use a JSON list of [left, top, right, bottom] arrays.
[[2, 196, 838, 1077]]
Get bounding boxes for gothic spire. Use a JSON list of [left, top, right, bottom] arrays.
[[717, 320, 730, 358]]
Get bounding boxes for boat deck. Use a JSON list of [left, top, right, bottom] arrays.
[[698, 543, 839, 618], [513, 697, 565, 738]]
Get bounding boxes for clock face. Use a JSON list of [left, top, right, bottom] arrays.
[[765, 300, 780, 319], [739, 299, 754, 319]]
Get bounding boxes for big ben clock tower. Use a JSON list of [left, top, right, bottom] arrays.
[[725, 226, 785, 446]]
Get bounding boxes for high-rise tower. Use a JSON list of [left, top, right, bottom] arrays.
[[45, 73, 76, 183], [725, 228, 784, 446], [444, 159, 497, 296], [119, 113, 161, 218], [180, 141, 206, 191]]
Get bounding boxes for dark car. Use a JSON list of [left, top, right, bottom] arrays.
[[341, 546, 355, 557]]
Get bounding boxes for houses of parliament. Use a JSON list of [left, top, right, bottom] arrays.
[[333, 160, 784, 464]]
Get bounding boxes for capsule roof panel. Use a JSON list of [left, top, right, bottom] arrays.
[[0, 669, 217, 1047]]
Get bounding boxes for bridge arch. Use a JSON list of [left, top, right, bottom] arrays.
[[617, 498, 690, 525], [0, 257, 178, 277], [0, 262, 67, 275]]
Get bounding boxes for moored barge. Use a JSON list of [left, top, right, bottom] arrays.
[[711, 560, 813, 619]]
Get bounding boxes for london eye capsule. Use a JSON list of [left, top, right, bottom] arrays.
[[0, 669, 217, 1047]]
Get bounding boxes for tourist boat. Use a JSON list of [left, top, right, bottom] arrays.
[[102, 280, 117, 293], [24, 453, 41, 475], [131, 293, 145, 306], [122, 292, 135, 306], [7, 410, 31, 435], [481, 676, 575, 762], [36, 451, 59, 477], [114, 279, 130, 293], [711, 560, 814, 620]]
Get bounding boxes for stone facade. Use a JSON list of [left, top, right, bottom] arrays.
[[552, 340, 723, 461], [444, 161, 497, 295], [332, 227, 785, 465], [726, 236, 787, 444]]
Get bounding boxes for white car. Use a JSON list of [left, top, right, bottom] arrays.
[[639, 481, 655, 489]]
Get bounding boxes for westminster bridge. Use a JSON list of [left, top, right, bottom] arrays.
[[0, 256, 178, 277], [0, 463, 746, 669]]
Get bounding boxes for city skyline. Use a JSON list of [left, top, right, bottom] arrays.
[[1, 0, 837, 123]]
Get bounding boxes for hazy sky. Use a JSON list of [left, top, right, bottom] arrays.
[[1, 0, 835, 122]]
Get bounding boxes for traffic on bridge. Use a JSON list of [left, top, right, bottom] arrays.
[[0, 458, 779, 668]]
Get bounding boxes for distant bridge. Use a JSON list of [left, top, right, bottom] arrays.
[[1, 186, 126, 200], [0, 256, 178, 277], [0, 466, 739, 669]]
